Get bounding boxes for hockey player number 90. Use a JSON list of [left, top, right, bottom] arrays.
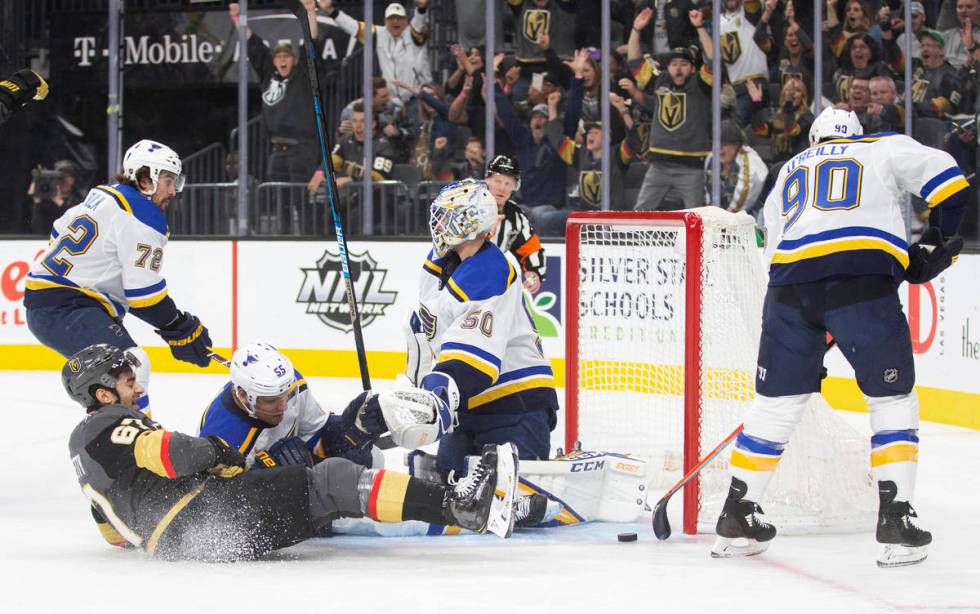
[[782, 159, 863, 231], [41, 215, 99, 277]]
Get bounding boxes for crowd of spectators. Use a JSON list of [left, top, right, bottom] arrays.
[[61, 0, 975, 239]]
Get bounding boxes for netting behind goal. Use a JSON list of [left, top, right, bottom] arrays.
[[565, 209, 876, 534]]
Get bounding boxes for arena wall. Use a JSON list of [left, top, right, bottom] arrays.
[[2, 239, 976, 429]]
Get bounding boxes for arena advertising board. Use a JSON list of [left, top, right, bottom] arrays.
[[50, 9, 355, 89], [0, 239, 976, 423]]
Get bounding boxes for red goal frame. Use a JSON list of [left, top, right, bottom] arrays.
[[564, 211, 705, 535]]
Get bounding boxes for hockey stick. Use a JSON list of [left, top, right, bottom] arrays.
[[287, 0, 371, 393], [651, 339, 838, 540], [208, 349, 397, 449]]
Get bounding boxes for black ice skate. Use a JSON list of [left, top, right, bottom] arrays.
[[876, 480, 931, 568], [444, 445, 498, 533], [514, 493, 550, 528], [711, 477, 777, 558]]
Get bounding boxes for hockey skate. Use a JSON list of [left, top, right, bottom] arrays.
[[711, 478, 777, 558], [445, 443, 517, 538], [876, 481, 931, 568], [514, 493, 561, 528]]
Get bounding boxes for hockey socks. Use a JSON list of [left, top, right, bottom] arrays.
[[363, 469, 447, 525]]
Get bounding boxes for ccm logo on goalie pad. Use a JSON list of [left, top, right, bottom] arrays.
[[570, 461, 605, 473]]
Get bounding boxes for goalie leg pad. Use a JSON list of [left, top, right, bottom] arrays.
[[404, 311, 434, 386], [868, 392, 920, 502], [516, 451, 651, 524]]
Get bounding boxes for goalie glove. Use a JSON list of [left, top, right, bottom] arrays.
[[379, 372, 459, 449], [904, 227, 963, 284]]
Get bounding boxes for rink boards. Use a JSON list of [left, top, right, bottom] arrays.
[[0, 238, 976, 429]]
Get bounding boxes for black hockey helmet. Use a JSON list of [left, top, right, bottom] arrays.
[[62, 344, 141, 410], [486, 154, 521, 190]]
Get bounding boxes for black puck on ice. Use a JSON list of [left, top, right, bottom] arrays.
[[617, 532, 638, 543]]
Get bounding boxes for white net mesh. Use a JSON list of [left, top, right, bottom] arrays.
[[570, 208, 876, 533]]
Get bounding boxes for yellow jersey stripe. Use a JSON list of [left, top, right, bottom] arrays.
[[127, 288, 169, 309], [239, 427, 258, 454], [771, 237, 910, 268], [424, 259, 443, 274], [927, 177, 970, 208], [447, 277, 470, 302], [98, 185, 135, 215], [871, 443, 918, 467], [468, 375, 556, 409], [25, 279, 120, 318], [436, 350, 499, 381], [730, 449, 782, 472]]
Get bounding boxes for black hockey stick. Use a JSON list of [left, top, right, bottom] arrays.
[[287, 1, 371, 393], [652, 339, 838, 540]]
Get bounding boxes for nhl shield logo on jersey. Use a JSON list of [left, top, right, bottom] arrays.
[[883, 368, 899, 384], [657, 90, 686, 131], [523, 9, 551, 43], [721, 32, 742, 64], [296, 250, 398, 333]]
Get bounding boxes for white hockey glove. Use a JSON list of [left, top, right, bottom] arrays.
[[378, 373, 459, 449], [404, 311, 434, 386]]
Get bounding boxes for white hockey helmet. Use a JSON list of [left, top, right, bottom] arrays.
[[429, 179, 498, 257], [123, 139, 185, 195], [808, 107, 863, 146], [230, 342, 294, 416]]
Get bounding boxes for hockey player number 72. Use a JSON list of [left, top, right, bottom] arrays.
[[41, 214, 99, 277], [782, 159, 863, 231]]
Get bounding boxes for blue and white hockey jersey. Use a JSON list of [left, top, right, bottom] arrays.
[[197, 369, 329, 465], [762, 133, 970, 285], [418, 241, 558, 419], [24, 183, 176, 325]]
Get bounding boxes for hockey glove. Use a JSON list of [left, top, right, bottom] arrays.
[[0, 69, 48, 115], [208, 435, 246, 477], [318, 392, 386, 462], [904, 227, 963, 284], [156, 311, 213, 367], [257, 436, 314, 469]]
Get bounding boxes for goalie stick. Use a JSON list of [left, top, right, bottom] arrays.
[[652, 339, 838, 540], [207, 350, 397, 450], [286, 0, 371, 393]]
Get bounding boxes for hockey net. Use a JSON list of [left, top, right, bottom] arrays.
[[564, 208, 876, 534]]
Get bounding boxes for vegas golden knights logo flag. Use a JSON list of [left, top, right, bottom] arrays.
[[658, 91, 687, 131], [911, 78, 929, 103], [579, 170, 602, 208], [524, 10, 551, 43], [721, 32, 742, 64]]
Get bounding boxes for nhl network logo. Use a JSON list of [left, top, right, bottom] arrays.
[[296, 249, 398, 333]]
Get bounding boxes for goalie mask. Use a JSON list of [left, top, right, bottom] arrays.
[[808, 107, 863, 146], [230, 342, 294, 417], [429, 179, 498, 257], [123, 139, 185, 196], [62, 344, 143, 410]]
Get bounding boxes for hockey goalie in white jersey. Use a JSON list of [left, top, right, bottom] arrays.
[[398, 179, 560, 528], [712, 108, 967, 567]]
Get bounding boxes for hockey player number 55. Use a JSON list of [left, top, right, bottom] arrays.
[[41, 215, 99, 277], [782, 159, 863, 231]]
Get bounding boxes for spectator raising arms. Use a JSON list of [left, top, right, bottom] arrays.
[[628, 7, 714, 211], [230, 1, 320, 182], [321, 0, 432, 105], [493, 49, 587, 236]]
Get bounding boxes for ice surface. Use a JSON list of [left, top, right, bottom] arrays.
[[1, 371, 978, 613]]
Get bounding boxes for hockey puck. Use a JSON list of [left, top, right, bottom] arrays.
[[617, 532, 638, 543]]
